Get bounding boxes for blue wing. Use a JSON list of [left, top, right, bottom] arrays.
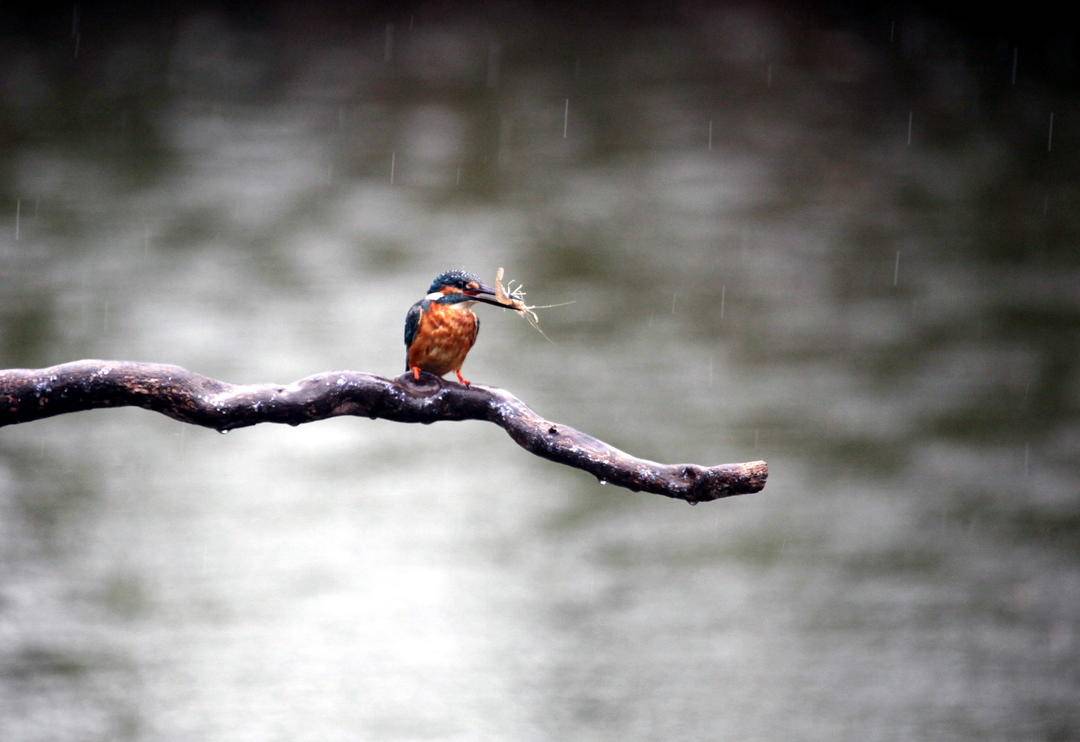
[[403, 300, 424, 371]]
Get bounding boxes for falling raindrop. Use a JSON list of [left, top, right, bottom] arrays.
[[562, 98, 569, 139], [599, 479, 608, 486], [72, 5, 80, 58], [486, 43, 500, 88], [1011, 47, 1019, 85], [14, 198, 20, 241], [671, 292, 678, 314], [1023, 443, 1030, 476], [719, 284, 726, 321], [1047, 112, 1054, 152], [907, 110, 913, 146], [390, 151, 396, 184], [889, 20, 895, 43], [455, 165, 462, 186], [893, 251, 901, 286], [708, 119, 713, 151], [384, 23, 395, 63], [1042, 194, 1049, 216], [708, 357, 714, 387]]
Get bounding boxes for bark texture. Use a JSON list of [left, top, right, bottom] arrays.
[[1, 360, 768, 503]]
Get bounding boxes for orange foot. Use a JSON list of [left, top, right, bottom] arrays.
[[411, 365, 422, 381], [455, 369, 471, 387]]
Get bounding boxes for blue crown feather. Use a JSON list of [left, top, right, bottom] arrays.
[[428, 270, 481, 293]]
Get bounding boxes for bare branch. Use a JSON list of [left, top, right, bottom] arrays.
[[0, 360, 767, 503]]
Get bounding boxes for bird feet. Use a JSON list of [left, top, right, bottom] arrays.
[[407, 366, 470, 388]]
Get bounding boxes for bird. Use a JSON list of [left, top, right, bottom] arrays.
[[404, 270, 515, 387]]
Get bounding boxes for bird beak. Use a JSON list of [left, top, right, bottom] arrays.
[[466, 282, 514, 308]]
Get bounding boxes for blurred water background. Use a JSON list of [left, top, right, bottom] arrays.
[[2, 3, 1078, 740]]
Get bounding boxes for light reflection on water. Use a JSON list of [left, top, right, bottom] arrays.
[[2, 6, 1079, 740]]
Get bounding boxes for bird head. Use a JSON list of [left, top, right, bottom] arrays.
[[425, 270, 511, 308]]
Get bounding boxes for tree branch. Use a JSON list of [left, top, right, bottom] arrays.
[[0, 360, 767, 503]]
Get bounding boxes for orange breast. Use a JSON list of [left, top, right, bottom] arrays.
[[407, 302, 479, 376]]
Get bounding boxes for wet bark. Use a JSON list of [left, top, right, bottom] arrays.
[[0, 360, 767, 503]]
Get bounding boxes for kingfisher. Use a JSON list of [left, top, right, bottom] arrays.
[[404, 270, 515, 386]]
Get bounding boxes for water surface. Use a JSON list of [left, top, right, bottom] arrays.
[[2, 6, 1078, 740]]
